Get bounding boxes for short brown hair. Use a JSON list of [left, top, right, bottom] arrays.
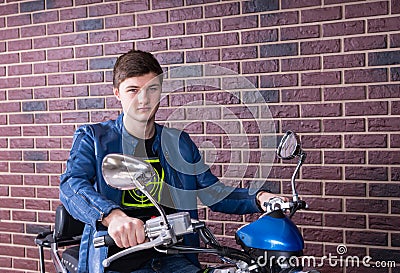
[[113, 50, 163, 88]]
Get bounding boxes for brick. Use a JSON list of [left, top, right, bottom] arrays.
[[205, 33, 238, 47], [152, 0, 183, 9], [49, 99, 75, 111], [34, 87, 60, 99], [77, 98, 104, 109], [391, 33, 400, 48], [90, 30, 118, 43], [34, 113, 61, 124], [324, 86, 366, 101], [369, 50, 400, 66], [33, 10, 59, 24], [369, 151, 400, 165], [21, 76, 46, 87], [60, 60, 87, 72], [8, 39, 33, 52], [170, 7, 202, 21], [306, 197, 342, 212], [281, 25, 320, 41], [120, 27, 150, 41], [260, 11, 298, 27], [344, 35, 387, 52], [345, 1, 388, 19], [302, 134, 341, 149], [221, 46, 257, 61], [282, 56, 320, 71], [301, 39, 340, 55], [325, 150, 366, 164], [303, 228, 344, 243], [152, 23, 185, 38], [22, 101, 46, 112], [76, 45, 103, 58], [8, 89, 33, 100], [281, 88, 321, 103], [392, 67, 400, 81], [0, 151, 22, 161], [323, 20, 364, 37], [345, 134, 387, 148], [89, 3, 117, 17], [186, 0, 219, 5], [367, 17, 400, 33], [21, 50, 46, 62], [47, 0, 73, 9], [8, 64, 32, 76], [0, 77, 20, 89], [119, 0, 149, 13], [269, 105, 299, 118], [136, 39, 167, 52], [281, 119, 321, 132], [241, 29, 278, 44], [186, 49, 219, 63], [104, 42, 134, 55], [370, 216, 400, 231], [76, 18, 103, 32], [47, 48, 73, 61], [301, 6, 341, 23], [325, 214, 366, 228], [222, 15, 257, 31], [345, 101, 388, 116], [204, 2, 239, 18], [48, 21, 74, 36], [20, 0, 44, 12], [0, 28, 19, 41], [260, 42, 298, 58], [62, 86, 88, 97], [347, 199, 388, 213], [261, 73, 298, 88], [186, 19, 220, 34], [76, 72, 104, 84], [137, 11, 167, 25], [23, 125, 48, 137], [303, 165, 342, 180], [302, 71, 341, 86], [242, 0, 278, 13], [303, 103, 341, 118], [282, 0, 321, 9], [0, 3, 18, 16], [0, 53, 19, 64], [7, 14, 31, 27], [60, 7, 87, 20], [48, 74, 74, 85], [9, 114, 34, 124], [242, 60, 278, 74], [34, 36, 59, 49], [345, 68, 387, 84], [35, 137, 61, 148], [394, 0, 400, 13], [345, 166, 387, 181], [105, 14, 134, 29], [34, 61, 59, 74], [169, 36, 202, 50], [324, 53, 365, 69], [325, 182, 366, 196], [370, 248, 400, 264], [370, 183, 399, 197], [346, 231, 388, 246]]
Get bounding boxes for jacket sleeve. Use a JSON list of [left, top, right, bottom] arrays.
[[182, 132, 263, 215], [59, 126, 120, 228]]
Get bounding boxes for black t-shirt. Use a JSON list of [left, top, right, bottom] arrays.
[[107, 134, 176, 272]]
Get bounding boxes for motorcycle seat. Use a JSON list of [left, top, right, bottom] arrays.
[[62, 245, 80, 273]]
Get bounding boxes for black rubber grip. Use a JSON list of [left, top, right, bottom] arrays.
[[93, 235, 116, 248]]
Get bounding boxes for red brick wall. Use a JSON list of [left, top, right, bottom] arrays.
[[1, 0, 400, 272]]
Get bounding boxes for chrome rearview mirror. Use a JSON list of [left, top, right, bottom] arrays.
[[102, 154, 156, 190], [276, 131, 306, 202], [277, 131, 301, 160], [102, 154, 169, 227]]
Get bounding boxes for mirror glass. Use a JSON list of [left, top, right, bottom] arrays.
[[277, 131, 300, 160], [102, 154, 156, 190]]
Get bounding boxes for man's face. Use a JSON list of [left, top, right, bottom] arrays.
[[114, 72, 162, 124]]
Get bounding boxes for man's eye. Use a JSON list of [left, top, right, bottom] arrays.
[[127, 89, 139, 93]]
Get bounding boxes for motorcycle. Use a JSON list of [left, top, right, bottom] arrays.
[[35, 131, 320, 273]]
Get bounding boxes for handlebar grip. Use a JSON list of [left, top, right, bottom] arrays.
[[94, 235, 116, 248]]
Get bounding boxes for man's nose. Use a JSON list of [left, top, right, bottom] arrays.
[[137, 89, 149, 104]]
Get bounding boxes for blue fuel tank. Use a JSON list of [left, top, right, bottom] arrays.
[[236, 211, 304, 252]]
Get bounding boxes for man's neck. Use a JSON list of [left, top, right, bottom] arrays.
[[123, 116, 155, 139]]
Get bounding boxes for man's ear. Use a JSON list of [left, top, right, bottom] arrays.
[[113, 88, 121, 101]]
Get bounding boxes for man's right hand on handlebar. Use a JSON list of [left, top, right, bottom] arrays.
[[101, 209, 146, 249]]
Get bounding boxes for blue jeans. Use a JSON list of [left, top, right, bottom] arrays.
[[106, 254, 200, 273]]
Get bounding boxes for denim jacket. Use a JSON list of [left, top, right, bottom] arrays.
[[59, 114, 262, 273]]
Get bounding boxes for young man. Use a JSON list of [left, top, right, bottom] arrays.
[[59, 50, 280, 273]]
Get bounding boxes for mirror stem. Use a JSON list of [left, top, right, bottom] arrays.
[[291, 151, 306, 202]]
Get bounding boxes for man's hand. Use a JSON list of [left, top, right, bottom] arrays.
[[256, 191, 289, 212], [101, 209, 146, 248]]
